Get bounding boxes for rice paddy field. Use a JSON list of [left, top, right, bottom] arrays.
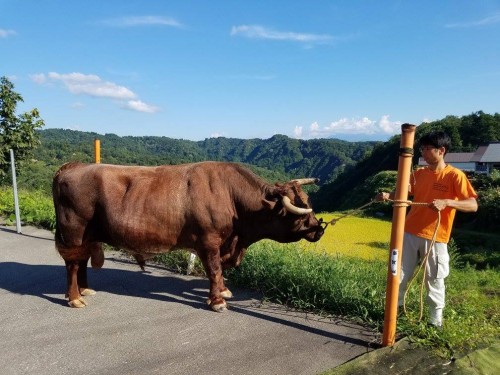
[[301, 213, 391, 261]]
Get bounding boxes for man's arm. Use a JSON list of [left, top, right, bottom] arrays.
[[432, 197, 478, 213]]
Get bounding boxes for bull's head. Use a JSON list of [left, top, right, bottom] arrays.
[[266, 177, 324, 243]]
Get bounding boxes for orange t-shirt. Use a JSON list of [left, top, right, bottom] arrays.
[[405, 165, 477, 243]]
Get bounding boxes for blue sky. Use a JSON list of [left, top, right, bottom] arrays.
[[1, 1, 499, 141]]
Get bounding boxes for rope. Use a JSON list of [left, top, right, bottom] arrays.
[[381, 199, 441, 322], [402, 209, 441, 322], [322, 198, 440, 323], [320, 200, 376, 229]]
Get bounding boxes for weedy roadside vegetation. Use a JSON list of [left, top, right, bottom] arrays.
[[0, 187, 55, 229], [0, 187, 498, 357]]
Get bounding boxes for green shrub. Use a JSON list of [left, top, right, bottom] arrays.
[[0, 187, 55, 229]]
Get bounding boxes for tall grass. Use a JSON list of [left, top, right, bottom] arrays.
[[225, 241, 387, 324], [0, 187, 55, 229]]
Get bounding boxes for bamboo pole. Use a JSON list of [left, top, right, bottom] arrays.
[[382, 123, 416, 346], [94, 139, 101, 164]]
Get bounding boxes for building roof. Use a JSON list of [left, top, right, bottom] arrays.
[[470, 145, 488, 162], [418, 152, 474, 166], [444, 153, 475, 163], [471, 142, 500, 162]]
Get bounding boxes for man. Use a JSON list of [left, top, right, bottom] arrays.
[[377, 131, 478, 327]]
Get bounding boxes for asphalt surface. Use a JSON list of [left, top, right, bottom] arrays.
[[0, 225, 378, 375]]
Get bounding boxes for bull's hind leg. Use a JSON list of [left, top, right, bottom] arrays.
[[77, 259, 96, 296], [65, 260, 87, 308], [57, 241, 95, 307], [78, 242, 104, 296]]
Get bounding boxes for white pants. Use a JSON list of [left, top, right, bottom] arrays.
[[398, 232, 450, 325]]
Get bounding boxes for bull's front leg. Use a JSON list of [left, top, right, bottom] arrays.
[[198, 246, 228, 312]]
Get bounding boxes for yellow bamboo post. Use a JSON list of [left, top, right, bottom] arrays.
[[94, 139, 101, 164], [382, 123, 416, 347]]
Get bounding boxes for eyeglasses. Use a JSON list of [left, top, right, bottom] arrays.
[[419, 146, 438, 152]]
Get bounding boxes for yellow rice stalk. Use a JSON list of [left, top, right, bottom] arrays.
[[300, 214, 392, 261]]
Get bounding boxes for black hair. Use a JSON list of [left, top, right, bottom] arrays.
[[419, 131, 451, 155]]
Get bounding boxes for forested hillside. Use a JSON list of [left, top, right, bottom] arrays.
[[21, 129, 377, 192], [312, 111, 500, 211]]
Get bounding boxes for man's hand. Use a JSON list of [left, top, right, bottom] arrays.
[[431, 199, 448, 211], [375, 192, 391, 202]]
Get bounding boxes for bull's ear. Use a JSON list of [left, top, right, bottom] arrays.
[[262, 185, 286, 210], [262, 198, 277, 210]]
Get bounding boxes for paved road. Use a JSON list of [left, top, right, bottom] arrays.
[[0, 225, 378, 375]]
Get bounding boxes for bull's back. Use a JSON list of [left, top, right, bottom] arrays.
[[53, 161, 249, 250], [53, 162, 203, 249]]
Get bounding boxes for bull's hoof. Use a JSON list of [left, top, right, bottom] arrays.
[[220, 288, 233, 299], [80, 288, 96, 296], [206, 298, 228, 312], [68, 298, 87, 308], [211, 301, 228, 312]]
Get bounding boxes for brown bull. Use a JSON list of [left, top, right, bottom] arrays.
[[52, 161, 324, 311]]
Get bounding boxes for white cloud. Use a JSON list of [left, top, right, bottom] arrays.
[[46, 72, 136, 99], [297, 116, 402, 140], [124, 100, 159, 113], [293, 126, 303, 138], [328, 117, 373, 133], [31, 72, 159, 113], [231, 25, 333, 44], [103, 16, 182, 28], [310, 122, 320, 132], [378, 115, 401, 134], [0, 29, 16, 38], [445, 13, 500, 28]]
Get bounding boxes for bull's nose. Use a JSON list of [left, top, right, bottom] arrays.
[[313, 226, 324, 241]]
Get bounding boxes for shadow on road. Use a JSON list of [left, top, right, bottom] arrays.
[[0, 257, 376, 348]]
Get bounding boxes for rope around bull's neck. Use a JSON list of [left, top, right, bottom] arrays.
[[325, 198, 441, 323]]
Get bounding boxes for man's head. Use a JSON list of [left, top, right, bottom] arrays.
[[419, 131, 451, 155]]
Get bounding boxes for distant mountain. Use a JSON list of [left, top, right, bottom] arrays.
[[33, 129, 379, 187]]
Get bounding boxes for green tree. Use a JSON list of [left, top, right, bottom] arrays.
[[0, 76, 45, 181]]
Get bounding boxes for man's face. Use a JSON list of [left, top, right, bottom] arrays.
[[420, 145, 445, 164]]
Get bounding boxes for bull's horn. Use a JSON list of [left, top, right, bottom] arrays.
[[282, 196, 313, 215], [291, 178, 319, 186]]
